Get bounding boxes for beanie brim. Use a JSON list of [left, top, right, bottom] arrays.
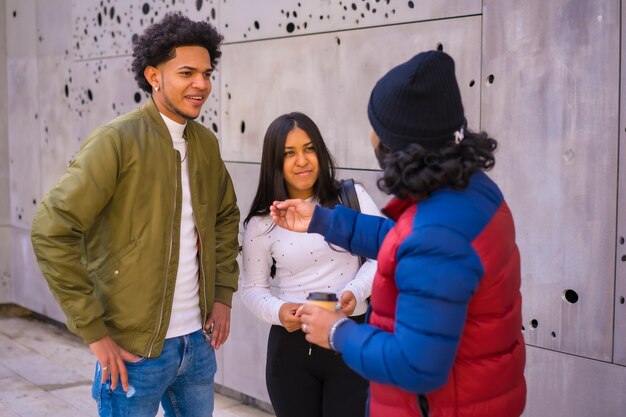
[[368, 95, 463, 150]]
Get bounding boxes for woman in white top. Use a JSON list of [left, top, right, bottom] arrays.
[[241, 112, 380, 417]]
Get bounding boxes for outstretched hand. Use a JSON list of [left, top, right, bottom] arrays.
[[269, 199, 315, 232]]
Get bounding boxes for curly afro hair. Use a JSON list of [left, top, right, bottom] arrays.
[[131, 12, 223, 93], [375, 129, 498, 200]]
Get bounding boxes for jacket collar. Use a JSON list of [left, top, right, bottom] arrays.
[[382, 197, 416, 221], [141, 97, 197, 142]]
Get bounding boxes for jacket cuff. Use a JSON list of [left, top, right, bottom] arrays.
[[78, 319, 109, 345], [308, 206, 333, 235], [214, 286, 235, 308], [332, 319, 358, 353]]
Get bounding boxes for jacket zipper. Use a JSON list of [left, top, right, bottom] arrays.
[[193, 212, 209, 336], [187, 136, 209, 337], [148, 150, 179, 356]]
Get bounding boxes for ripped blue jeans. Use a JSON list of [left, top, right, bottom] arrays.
[[91, 330, 216, 417]]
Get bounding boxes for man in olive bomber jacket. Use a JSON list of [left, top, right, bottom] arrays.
[[30, 13, 240, 417]]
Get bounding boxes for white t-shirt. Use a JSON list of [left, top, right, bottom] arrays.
[[160, 113, 202, 339], [241, 184, 381, 326]]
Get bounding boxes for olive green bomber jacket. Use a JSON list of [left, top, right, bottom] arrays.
[[30, 99, 240, 357]]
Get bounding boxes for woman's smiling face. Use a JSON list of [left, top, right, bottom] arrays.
[[282, 127, 319, 200]]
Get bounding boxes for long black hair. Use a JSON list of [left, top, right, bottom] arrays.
[[375, 127, 497, 200], [244, 112, 340, 226]]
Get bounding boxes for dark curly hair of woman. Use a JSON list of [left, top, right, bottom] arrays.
[[131, 12, 223, 93], [376, 129, 497, 200]]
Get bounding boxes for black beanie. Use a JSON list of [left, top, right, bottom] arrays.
[[367, 50, 465, 151]]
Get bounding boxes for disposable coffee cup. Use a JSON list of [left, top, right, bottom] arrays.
[[306, 292, 338, 311]]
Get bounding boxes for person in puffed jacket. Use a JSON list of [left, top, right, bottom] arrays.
[[269, 51, 526, 417]]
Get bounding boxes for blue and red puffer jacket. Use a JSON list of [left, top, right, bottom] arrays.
[[310, 171, 526, 417]]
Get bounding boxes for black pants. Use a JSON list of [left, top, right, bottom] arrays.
[[266, 315, 368, 417]]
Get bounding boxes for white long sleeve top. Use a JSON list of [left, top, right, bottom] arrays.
[[241, 183, 381, 326], [161, 113, 202, 339]]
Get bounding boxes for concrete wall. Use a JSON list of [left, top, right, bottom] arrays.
[[0, 0, 11, 304], [2, 0, 626, 415]]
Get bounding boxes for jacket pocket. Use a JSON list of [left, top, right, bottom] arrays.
[[92, 240, 138, 282]]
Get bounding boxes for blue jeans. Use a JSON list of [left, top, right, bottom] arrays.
[[91, 330, 216, 417]]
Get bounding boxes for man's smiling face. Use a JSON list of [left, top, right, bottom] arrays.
[[147, 45, 213, 123]]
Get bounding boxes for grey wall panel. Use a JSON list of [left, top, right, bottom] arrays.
[[72, 0, 221, 60], [7, 0, 40, 231], [7, 0, 74, 314], [220, 162, 271, 403], [0, 228, 11, 304], [213, 166, 255, 393], [0, 0, 9, 226], [5, 0, 37, 58], [199, 70, 222, 140], [482, 0, 619, 360], [1, 0, 10, 302], [7, 57, 41, 231], [220, 17, 481, 169], [11, 228, 65, 321], [37, 56, 75, 196], [35, 1, 73, 193], [614, 0, 626, 366], [223, 286, 272, 402], [523, 346, 626, 417], [36, 0, 72, 57], [221, 0, 480, 43], [68, 56, 145, 144]]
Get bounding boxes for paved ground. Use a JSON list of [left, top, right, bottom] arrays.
[[0, 314, 274, 417]]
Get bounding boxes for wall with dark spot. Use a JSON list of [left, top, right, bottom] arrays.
[[5, 0, 44, 312], [220, 0, 479, 42], [70, 0, 222, 145], [219, 17, 481, 168], [0, 0, 11, 304], [72, 0, 218, 60], [482, 1, 620, 366], [4, 0, 626, 416]]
